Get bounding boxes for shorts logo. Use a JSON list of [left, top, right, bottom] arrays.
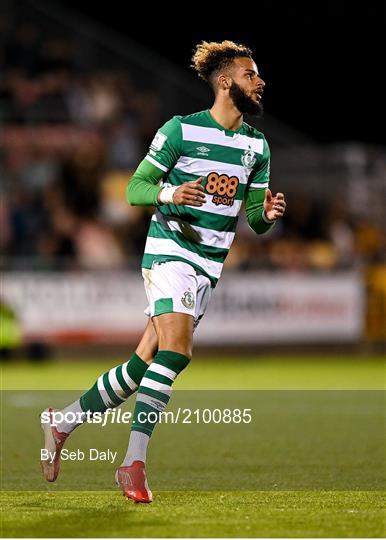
[[241, 146, 257, 168], [205, 172, 239, 207], [181, 289, 195, 309]]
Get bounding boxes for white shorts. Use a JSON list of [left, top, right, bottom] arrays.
[[143, 260, 212, 328]]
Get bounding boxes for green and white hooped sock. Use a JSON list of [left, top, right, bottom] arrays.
[[56, 353, 148, 434], [122, 350, 190, 466]]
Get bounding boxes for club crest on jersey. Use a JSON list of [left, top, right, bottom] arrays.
[[241, 147, 257, 168], [181, 289, 195, 309]]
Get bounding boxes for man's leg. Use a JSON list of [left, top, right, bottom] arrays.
[[116, 312, 193, 502], [40, 319, 158, 482], [59, 319, 159, 431]]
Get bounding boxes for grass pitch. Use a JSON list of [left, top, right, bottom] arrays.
[[1, 354, 385, 538], [2, 491, 384, 538]]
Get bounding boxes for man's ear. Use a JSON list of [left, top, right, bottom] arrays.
[[218, 74, 232, 90]]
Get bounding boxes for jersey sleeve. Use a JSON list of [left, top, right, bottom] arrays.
[[244, 187, 275, 234], [144, 116, 182, 173], [126, 159, 165, 206], [249, 137, 270, 190]]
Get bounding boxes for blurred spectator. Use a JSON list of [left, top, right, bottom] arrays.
[[8, 188, 50, 256], [17, 145, 58, 193], [355, 219, 385, 263], [269, 238, 310, 272], [59, 146, 105, 218], [281, 192, 327, 241], [86, 73, 121, 125], [326, 198, 356, 268], [107, 121, 142, 170], [75, 218, 125, 270], [37, 204, 77, 269]]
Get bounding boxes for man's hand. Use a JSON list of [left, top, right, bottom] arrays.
[[172, 177, 206, 207], [263, 189, 286, 221]]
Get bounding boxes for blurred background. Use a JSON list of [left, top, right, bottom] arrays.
[[1, 0, 385, 359]]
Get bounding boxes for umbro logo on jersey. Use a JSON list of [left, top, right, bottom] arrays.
[[196, 146, 210, 156]]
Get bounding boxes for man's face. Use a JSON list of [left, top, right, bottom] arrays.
[[228, 57, 265, 116]]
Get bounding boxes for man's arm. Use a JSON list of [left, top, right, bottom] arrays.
[[244, 188, 286, 234], [244, 188, 275, 234], [126, 159, 164, 206], [245, 136, 286, 233], [126, 159, 206, 207]]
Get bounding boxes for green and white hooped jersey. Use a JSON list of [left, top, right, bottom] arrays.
[[143, 109, 270, 286]]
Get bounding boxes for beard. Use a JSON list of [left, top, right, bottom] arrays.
[[229, 81, 263, 116]]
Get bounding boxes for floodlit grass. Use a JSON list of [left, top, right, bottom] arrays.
[[1, 490, 384, 538], [1, 355, 385, 537]]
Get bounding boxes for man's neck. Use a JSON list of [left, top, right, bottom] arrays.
[[209, 99, 243, 131]]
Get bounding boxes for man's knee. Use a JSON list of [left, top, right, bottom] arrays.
[[136, 320, 159, 364], [156, 331, 192, 359]]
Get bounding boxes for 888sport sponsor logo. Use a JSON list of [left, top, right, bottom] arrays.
[[205, 172, 239, 207]]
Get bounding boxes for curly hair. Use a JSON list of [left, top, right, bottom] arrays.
[[191, 40, 253, 84]]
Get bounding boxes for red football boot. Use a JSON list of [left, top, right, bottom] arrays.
[[115, 461, 153, 503], [40, 407, 69, 482]]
